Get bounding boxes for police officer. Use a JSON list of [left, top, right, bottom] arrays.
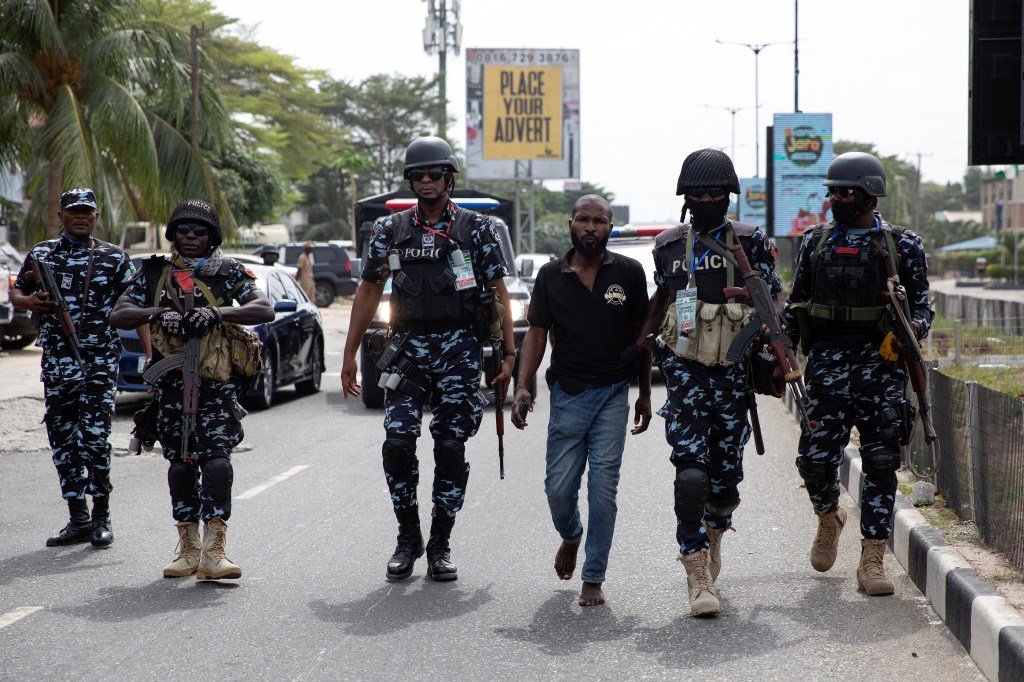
[[783, 152, 932, 596], [110, 199, 274, 580], [11, 188, 135, 548], [636, 149, 782, 617], [341, 136, 516, 583], [258, 244, 280, 266]]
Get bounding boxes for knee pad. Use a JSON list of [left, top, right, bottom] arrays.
[[859, 405, 902, 444], [861, 451, 901, 477], [796, 456, 833, 486], [706, 496, 740, 518], [167, 461, 197, 491], [200, 456, 233, 499], [382, 436, 417, 471], [434, 439, 466, 474], [674, 466, 709, 524]]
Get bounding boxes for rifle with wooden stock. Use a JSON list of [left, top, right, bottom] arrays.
[[30, 258, 83, 367]]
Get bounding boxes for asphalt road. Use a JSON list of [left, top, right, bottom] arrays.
[[0, 305, 984, 681]]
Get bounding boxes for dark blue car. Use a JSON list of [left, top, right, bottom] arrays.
[[116, 262, 325, 410]]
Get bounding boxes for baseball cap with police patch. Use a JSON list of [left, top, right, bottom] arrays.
[[60, 188, 98, 211]]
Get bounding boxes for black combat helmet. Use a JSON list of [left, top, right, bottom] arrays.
[[403, 136, 460, 177], [676, 148, 740, 196], [824, 152, 887, 197], [165, 199, 222, 247]]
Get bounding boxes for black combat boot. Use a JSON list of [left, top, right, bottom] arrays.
[[90, 496, 114, 547], [46, 498, 93, 547], [386, 508, 424, 582], [425, 506, 457, 582]]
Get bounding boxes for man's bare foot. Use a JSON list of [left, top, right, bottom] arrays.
[[554, 540, 580, 580], [579, 581, 605, 606]]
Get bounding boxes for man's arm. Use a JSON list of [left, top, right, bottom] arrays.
[[221, 292, 274, 325], [486, 276, 516, 385], [340, 280, 386, 398], [109, 292, 160, 329], [511, 325, 548, 429]]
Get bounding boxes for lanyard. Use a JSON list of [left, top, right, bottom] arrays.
[[413, 202, 457, 241], [690, 226, 726, 273]]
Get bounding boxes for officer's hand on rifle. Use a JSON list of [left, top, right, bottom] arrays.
[[511, 387, 532, 430], [19, 291, 58, 314], [151, 309, 184, 337], [182, 307, 222, 339]]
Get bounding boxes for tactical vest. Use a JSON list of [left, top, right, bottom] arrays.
[[654, 221, 757, 365], [805, 224, 900, 346], [143, 256, 262, 382], [387, 208, 480, 330]]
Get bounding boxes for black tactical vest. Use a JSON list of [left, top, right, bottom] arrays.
[[807, 225, 893, 346], [388, 208, 479, 329], [653, 221, 757, 304]]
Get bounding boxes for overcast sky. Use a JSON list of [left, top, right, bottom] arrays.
[[212, 0, 969, 223]]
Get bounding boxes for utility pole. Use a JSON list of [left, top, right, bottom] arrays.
[[189, 24, 204, 152], [706, 104, 756, 161], [911, 152, 932, 232], [423, 1, 462, 139], [794, 0, 800, 112]]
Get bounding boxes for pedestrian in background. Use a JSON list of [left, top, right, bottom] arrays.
[[110, 199, 274, 580], [784, 152, 933, 596], [512, 194, 651, 607], [341, 136, 516, 584], [10, 188, 135, 548], [296, 241, 316, 302], [637, 149, 782, 617]]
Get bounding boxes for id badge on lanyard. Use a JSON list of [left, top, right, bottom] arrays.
[[450, 248, 476, 291], [675, 287, 697, 333]]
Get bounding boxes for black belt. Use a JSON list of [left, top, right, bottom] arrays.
[[396, 320, 472, 334]]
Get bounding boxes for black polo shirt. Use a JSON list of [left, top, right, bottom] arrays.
[[529, 247, 648, 392]]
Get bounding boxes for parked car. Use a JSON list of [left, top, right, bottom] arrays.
[[0, 240, 37, 350], [359, 216, 535, 409], [252, 242, 358, 308], [226, 252, 299, 280], [514, 252, 557, 292], [116, 262, 325, 410]]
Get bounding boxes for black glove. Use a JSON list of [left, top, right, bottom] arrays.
[[152, 309, 184, 337], [182, 307, 222, 339]]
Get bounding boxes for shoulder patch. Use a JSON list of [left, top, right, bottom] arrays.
[[243, 267, 256, 279]]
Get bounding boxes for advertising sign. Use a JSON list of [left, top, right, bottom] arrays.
[[771, 113, 834, 237], [466, 48, 580, 180], [738, 178, 767, 227]]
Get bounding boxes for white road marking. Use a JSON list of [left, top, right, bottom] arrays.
[[0, 607, 43, 630], [235, 465, 311, 500]]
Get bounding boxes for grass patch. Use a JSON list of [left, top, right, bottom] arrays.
[[938, 365, 1024, 398]]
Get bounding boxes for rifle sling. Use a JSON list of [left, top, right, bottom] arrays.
[[692, 230, 738, 294]]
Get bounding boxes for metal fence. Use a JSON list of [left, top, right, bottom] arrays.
[[908, 369, 1024, 571], [923, 317, 1024, 366]]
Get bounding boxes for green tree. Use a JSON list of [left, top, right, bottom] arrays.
[[0, 0, 230, 239]]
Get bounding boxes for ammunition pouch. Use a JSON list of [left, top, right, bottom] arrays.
[[680, 301, 753, 366], [658, 304, 679, 349], [152, 320, 263, 383]]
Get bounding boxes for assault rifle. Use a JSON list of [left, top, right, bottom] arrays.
[[482, 287, 505, 480], [30, 258, 83, 366], [875, 237, 939, 469], [712, 239, 817, 435], [143, 270, 201, 464]]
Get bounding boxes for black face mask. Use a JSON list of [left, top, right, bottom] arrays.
[[686, 196, 730, 231], [570, 231, 610, 259], [831, 200, 870, 225]]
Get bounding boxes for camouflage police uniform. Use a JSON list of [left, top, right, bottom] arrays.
[[363, 201, 507, 520], [15, 235, 134, 508], [652, 221, 782, 556], [122, 256, 259, 523], [785, 215, 931, 541]]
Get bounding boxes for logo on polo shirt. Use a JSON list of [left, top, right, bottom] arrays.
[[603, 284, 627, 305]]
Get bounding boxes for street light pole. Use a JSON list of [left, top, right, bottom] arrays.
[[423, 0, 462, 139], [716, 38, 790, 177], [705, 104, 755, 161]]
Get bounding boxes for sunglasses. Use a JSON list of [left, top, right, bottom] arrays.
[[175, 224, 209, 237], [827, 187, 858, 199], [408, 168, 447, 182], [687, 188, 728, 200]]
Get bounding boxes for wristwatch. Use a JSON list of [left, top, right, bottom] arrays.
[[502, 348, 517, 357]]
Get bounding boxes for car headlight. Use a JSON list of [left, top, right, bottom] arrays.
[[508, 298, 526, 323], [375, 300, 391, 323]]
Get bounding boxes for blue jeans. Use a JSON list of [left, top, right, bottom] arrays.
[[544, 380, 630, 584]]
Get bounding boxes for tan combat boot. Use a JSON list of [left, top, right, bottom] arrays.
[[704, 523, 734, 584], [678, 549, 720, 617], [810, 507, 847, 572], [197, 518, 242, 580], [857, 538, 895, 595], [163, 521, 201, 578]]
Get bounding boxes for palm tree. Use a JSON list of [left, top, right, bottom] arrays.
[[0, 0, 230, 240]]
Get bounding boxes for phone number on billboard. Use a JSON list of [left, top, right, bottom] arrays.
[[470, 50, 578, 65]]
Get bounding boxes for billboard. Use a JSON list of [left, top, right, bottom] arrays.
[[771, 113, 834, 237], [738, 178, 767, 227], [466, 48, 580, 180]]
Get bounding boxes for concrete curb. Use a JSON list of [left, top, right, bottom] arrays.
[[841, 446, 1024, 682]]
